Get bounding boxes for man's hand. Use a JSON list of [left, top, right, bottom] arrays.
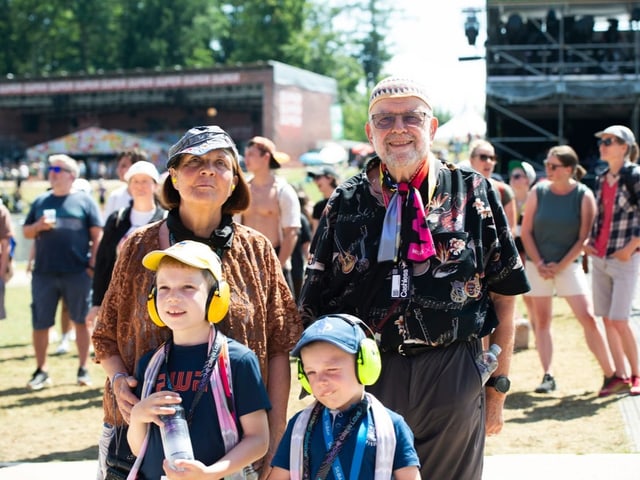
[[485, 388, 506, 436]]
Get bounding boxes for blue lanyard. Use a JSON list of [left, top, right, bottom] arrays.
[[321, 407, 369, 480]]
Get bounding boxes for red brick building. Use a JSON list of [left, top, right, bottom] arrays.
[[0, 61, 338, 167]]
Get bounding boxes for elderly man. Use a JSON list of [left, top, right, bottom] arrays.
[[299, 77, 529, 480], [23, 154, 103, 390]]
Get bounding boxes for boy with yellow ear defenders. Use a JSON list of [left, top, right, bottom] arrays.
[[126, 240, 270, 479], [268, 314, 421, 480]]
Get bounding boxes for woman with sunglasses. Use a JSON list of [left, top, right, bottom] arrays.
[[585, 125, 640, 397], [91, 126, 302, 479], [508, 160, 538, 346], [521, 145, 615, 394], [468, 139, 517, 233]]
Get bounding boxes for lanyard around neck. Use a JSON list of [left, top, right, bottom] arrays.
[[321, 407, 369, 480], [302, 399, 368, 480], [163, 327, 223, 425]]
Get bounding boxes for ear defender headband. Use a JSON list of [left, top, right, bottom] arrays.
[[147, 277, 230, 327], [142, 241, 231, 327], [297, 314, 382, 394]]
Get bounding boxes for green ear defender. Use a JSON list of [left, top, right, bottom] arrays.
[[297, 314, 382, 394]]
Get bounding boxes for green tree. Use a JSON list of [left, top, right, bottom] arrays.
[[218, 0, 308, 65]]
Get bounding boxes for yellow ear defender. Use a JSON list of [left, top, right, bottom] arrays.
[[147, 277, 230, 327], [297, 314, 382, 394]]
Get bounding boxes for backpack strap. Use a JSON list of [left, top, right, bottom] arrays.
[[621, 164, 639, 207]]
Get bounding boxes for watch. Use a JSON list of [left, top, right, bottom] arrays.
[[486, 375, 511, 393]]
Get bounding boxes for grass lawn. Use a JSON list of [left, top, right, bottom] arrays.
[[0, 167, 634, 462]]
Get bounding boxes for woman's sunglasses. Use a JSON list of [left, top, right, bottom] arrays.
[[597, 138, 622, 147]]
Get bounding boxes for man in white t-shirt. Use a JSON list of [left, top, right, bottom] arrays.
[[240, 136, 300, 292]]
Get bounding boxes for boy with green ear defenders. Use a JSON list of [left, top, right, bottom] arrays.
[[268, 314, 420, 480]]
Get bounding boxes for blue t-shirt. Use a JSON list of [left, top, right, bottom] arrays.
[[24, 191, 103, 273], [271, 400, 419, 478], [134, 337, 271, 479]]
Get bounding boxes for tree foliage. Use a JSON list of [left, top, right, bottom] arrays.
[[0, 0, 393, 141]]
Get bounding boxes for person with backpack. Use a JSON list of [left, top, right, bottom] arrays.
[[85, 161, 166, 331], [586, 125, 640, 397], [268, 314, 420, 480], [127, 240, 270, 479]]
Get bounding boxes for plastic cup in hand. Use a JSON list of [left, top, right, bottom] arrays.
[[43, 209, 56, 226]]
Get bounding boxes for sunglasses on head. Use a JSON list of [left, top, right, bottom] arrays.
[[48, 165, 71, 173], [597, 138, 622, 147]]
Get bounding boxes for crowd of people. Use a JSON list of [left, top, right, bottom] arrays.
[[6, 76, 640, 479]]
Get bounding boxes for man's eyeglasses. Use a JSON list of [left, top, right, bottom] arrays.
[[48, 165, 71, 173], [474, 153, 496, 162], [544, 160, 565, 171], [597, 137, 622, 147], [370, 111, 429, 130], [510, 173, 524, 180]]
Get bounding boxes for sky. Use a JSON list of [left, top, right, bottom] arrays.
[[384, 0, 487, 116]]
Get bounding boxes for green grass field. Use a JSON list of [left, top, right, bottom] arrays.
[[0, 169, 635, 462]]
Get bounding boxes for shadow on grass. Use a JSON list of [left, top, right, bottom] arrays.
[[1, 385, 103, 410], [0, 342, 31, 349], [506, 390, 621, 424], [0, 353, 34, 363], [13, 445, 98, 463]]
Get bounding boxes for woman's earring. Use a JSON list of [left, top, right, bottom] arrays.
[[171, 177, 177, 185]]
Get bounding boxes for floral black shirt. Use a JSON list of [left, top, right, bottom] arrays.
[[299, 157, 529, 351]]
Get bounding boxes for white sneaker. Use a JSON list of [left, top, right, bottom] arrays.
[[49, 329, 59, 343], [55, 334, 71, 355]]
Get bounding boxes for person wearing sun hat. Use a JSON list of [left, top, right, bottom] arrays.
[[586, 124, 640, 397], [306, 166, 339, 234], [239, 135, 301, 293], [85, 160, 166, 337], [124, 240, 270, 479], [92, 125, 301, 479], [508, 159, 538, 349], [298, 76, 529, 480]]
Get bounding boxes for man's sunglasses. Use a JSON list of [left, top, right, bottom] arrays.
[[370, 111, 429, 130], [597, 138, 623, 147], [48, 166, 72, 173]]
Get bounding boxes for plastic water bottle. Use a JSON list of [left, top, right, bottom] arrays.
[[476, 344, 501, 385], [159, 404, 194, 471]]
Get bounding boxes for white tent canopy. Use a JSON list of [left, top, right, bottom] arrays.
[[434, 109, 487, 142]]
